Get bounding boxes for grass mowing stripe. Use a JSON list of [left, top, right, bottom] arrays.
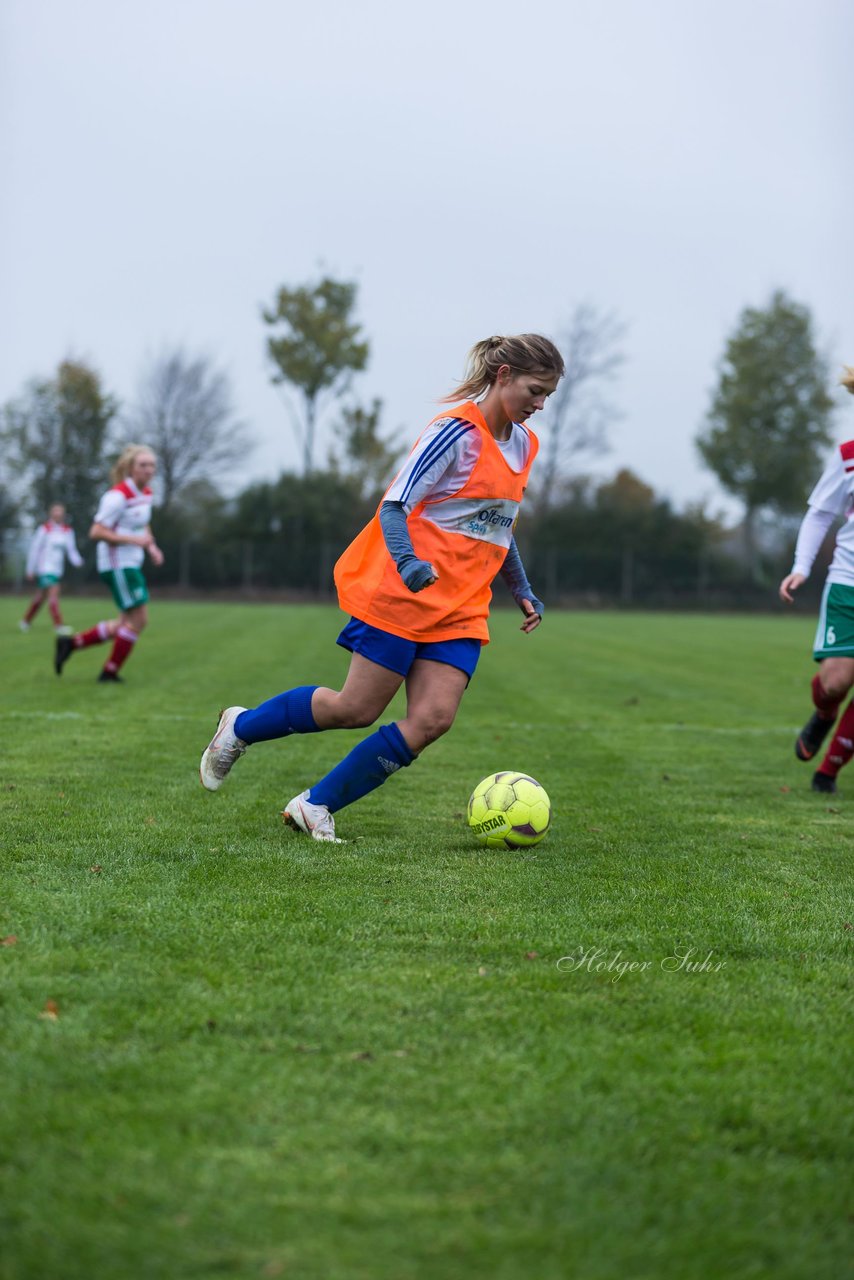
[[0, 598, 851, 1280]]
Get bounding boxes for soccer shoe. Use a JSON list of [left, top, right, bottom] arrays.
[[811, 770, 838, 794], [55, 624, 73, 637], [97, 670, 124, 683], [19, 620, 30, 633], [54, 635, 74, 675], [282, 791, 342, 842], [199, 706, 248, 791], [795, 711, 836, 761]]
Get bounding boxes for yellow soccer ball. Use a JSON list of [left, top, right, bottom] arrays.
[[467, 772, 551, 849]]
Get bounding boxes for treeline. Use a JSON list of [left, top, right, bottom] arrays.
[[85, 467, 814, 608], [0, 278, 843, 606]]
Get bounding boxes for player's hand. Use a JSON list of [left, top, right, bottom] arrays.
[[520, 599, 542, 633], [779, 572, 806, 604], [148, 543, 164, 567], [399, 557, 438, 593]]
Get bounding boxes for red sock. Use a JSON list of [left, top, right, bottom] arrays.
[[812, 674, 841, 720], [817, 700, 854, 778], [102, 626, 137, 674], [49, 599, 63, 626], [23, 597, 43, 623], [74, 622, 111, 649]]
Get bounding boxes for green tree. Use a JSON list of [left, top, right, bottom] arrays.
[[263, 277, 370, 475], [327, 398, 404, 500], [596, 468, 656, 515], [2, 360, 118, 536], [229, 469, 368, 591], [697, 291, 835, 581]]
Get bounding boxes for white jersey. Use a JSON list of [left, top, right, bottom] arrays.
[[26, 522, 83, 579], [385, 414, 533, 511], [92, 480, 154, 573], [792, 440, 854, 587]]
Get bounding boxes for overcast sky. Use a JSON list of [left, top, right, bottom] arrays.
[[2, 0, 852, 516]]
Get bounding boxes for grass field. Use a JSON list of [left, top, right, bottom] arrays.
[[1, 595, 852, 1280]]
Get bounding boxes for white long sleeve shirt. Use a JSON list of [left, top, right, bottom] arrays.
[[791, 440, 854, 587], [26, 522, 83, 579], [92, 480, 154, 573]]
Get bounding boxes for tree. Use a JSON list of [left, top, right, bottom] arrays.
[[2, 360, 118, 535], [528, 466, 721, 602], [124, 348, 252, 509], [0, 472, 19, 578], [596, 468, 656, 515], [535, 303, 626, 512], [327, 398, 404, 500], [263, 276, 370, 475], [228, 470, 368, 591], [697, 290, 835, 581]]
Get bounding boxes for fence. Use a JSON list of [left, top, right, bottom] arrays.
[[1, 529, 814, 610]]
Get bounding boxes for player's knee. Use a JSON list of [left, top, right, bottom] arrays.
[[413, 710, 455, 746], [821, 668, 854, 699], [126, 611, 147, 633]]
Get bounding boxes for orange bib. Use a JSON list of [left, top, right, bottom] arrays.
[[334, 401, 538, 643]]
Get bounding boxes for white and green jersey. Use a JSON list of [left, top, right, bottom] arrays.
[[792, 440, 854, 588], [93, 479, 154, 573], [26, 521, 83, 579]]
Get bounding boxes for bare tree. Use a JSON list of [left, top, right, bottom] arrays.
[[125, 349, 252, 508], [535, 304, 627, 512]]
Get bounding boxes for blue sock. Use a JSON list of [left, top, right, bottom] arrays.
[[308, 722, 415, 813], [235, 685, 320, 745]]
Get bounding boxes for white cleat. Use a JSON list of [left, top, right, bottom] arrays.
[[19, 620, 30, 632], [200, 706, 248, 791], [282, 791, 342, 842], [55, 624, 73, 636]]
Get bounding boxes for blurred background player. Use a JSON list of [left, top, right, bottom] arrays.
[[20, 502, 83, 634], [779, 365, 854, 793], [200, 333, 564, 840], [54, 445, 164, 683]]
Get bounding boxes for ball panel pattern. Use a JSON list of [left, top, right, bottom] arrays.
[[467, 771, 551, 848]]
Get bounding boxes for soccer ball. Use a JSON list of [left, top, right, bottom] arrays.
[[467, 772, 551, 849]]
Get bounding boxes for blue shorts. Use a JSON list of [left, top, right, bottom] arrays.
[[337, 617, 482, 680]]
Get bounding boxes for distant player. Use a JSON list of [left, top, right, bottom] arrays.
[[779, 365, 854, 792], [200, 333, 564, 840], [20, 503, 83, 633], [54, 445, 164, 682]]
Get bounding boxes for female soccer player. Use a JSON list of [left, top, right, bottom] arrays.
[[54, 445, 164, 682], [200, 333, 564, 840], [779, 365, 854, 793], [20, 503, 83, 633]]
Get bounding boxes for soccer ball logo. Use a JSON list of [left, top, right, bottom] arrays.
[[467, 772, 551, 849]]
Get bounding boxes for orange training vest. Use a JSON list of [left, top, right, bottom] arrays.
[[334, 400, 539, 643]]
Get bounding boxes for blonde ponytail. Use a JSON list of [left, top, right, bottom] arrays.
[[443, 333, 564, 402], [841, 366, 854, 396]]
